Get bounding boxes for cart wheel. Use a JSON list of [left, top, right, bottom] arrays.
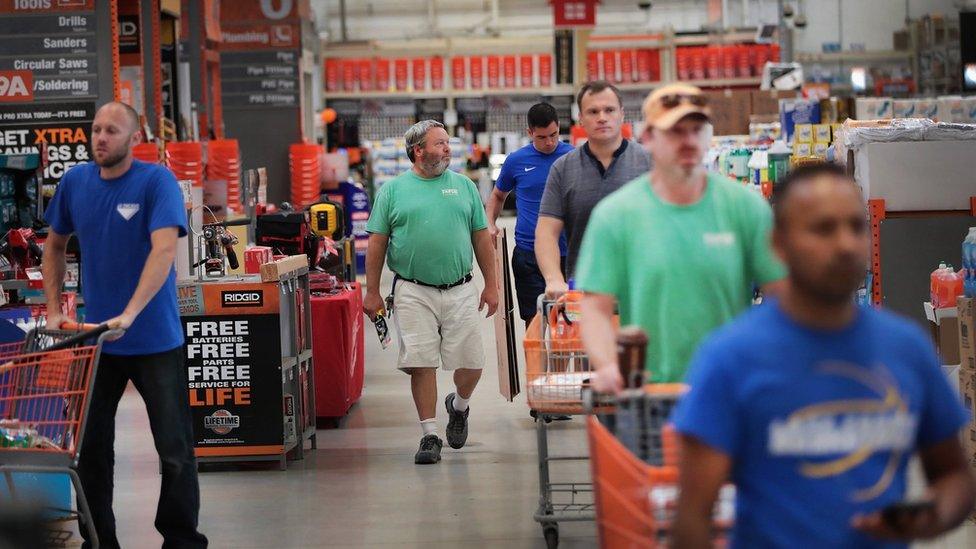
[[543, 524, 559, 549]]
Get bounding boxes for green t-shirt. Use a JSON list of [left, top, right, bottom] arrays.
[[575, 173, 786, 382], [366, 169, 488, 286]]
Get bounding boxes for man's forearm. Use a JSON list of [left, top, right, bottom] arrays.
[[535, 224, 564, 285], [365, 235, 387, 297], [123, 247, 176, 318], [485, 191, 506, 228], [672, 512, 714, 548], [930, 469, 976, 533], [41, 243, 67, 310], [581, 301, 618, 372], [473, 230, 497, 289]]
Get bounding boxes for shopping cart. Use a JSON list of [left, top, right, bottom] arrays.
[[0, 322, 118, 549], [525, 294, 619, 548], [586, 338, 734, 548]]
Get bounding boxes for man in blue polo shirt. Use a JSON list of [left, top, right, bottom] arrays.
[[671, 163, 974, 548], [486, 103, 573, 325], [42, 102, 207, 548]]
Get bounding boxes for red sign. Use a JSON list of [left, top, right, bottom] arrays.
[[394, 59, 408, 91], [538, 54, 552, 87], [469, 56, 483, 89], [486, 56, 500, 88], [358, 60, 374, 92], [430, 57, 444, 90], [0, 0, 94, 13], [550, 0, 598, 28], [219, 23, 299, 50], [0, 71, 33, 102], [519, 55, 534, 87], [502, 56, 516, 88], [375, 59, 390, 90], [451, 57, 465, 90], [412, 58, 427, 91]]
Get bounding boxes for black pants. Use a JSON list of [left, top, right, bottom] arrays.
[[78, 348, 207, 549], [511, 246, 566, 322]]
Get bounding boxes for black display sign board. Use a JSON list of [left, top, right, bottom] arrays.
[[0, 101, 95, 191], [183, 314, 284, 450], [221, 50, 300, 109]]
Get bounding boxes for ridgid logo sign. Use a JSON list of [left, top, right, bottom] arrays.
[[221, 290, 264, 308]]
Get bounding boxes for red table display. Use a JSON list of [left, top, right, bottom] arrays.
[[311, 283, 365, 422]]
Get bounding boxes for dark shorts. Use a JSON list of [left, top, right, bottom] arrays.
[[511, 246, 565, 322]]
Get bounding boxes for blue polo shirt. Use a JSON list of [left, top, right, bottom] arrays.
[[44, 160, 188, 355], [495, 141, 573, 254], [672, 300, 969, 548]]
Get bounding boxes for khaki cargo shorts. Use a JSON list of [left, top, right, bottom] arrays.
[[391, 279, 485, 372]]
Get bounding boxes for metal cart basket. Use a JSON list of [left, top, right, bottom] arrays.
[[0, 323, 117, 548], [587, 385, 735, 548]]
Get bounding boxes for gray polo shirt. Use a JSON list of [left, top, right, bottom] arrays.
[[539, 139, 651, 276]]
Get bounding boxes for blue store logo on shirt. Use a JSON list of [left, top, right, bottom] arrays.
[[116, 203, 140, 221], [767, 361, 915, 502]]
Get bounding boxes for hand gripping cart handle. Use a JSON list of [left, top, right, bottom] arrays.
[[0, 321, 123, 549]]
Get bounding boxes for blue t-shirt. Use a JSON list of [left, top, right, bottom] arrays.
[[672, 300, 969, 549], [495, 141, 573, 254], [44, 160, 188, 355]]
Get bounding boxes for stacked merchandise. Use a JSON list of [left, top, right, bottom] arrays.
[[855, 96, 976, 123], [675, 44, 778, 81], [133, 143, 161, 163], [165, 142, 204, 187], [585, 49, 662, 84], [790, 122, 841, 160], [289, 144, 323, 209], [207, 140, 242, 212], [0, 153, 41, 234]]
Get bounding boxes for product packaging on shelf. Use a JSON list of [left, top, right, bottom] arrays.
[[779, 99, 821, 142]]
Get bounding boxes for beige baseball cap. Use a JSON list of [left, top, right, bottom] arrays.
[[642, 83, 712, 130]]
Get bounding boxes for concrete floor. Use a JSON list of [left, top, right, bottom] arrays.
[[87, 217, 974, 548]]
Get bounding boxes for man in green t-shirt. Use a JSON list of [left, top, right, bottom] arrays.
[[364, 120, 498, 465], [575, 84, 786, 391]]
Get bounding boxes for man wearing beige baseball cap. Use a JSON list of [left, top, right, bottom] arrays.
[[574, 83, 787, 392]]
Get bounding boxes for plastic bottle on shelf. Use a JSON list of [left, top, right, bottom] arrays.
[[943, 266, 964, 308], [767, 140, 792, 185], [964, 228, 976, 298], [931, 262, 948, 308]]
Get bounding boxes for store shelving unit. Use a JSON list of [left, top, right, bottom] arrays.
[[912, 15, 961, 96]]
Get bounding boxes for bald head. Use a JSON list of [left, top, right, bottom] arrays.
[[96, 102, 141, 134]]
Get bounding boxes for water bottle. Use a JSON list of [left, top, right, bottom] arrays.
[[964, 228, 976, 297]]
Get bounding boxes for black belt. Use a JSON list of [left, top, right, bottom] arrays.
[[395, 273, 472, 291]]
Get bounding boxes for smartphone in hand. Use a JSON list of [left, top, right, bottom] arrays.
[[881, 500, 935, 530]]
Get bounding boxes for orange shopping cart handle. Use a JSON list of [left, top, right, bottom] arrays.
[[60, 321, 103, 331]]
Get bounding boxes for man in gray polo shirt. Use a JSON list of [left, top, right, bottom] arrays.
[[536, 80, 651, 298]]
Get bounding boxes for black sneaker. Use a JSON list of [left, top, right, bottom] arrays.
[[414, 434, 442, 464], [445, 393, 469, 449]]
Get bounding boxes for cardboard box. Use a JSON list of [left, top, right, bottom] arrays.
[[244, 246, 273, 275], [751, 90, 795, 116], [926, 302, 961, 365], [793, 142, 812, 157], [813, 124, 832, 143], [813, 142, 829, 157], [959, 297, 976, 372], [704, 89, 752, 136], [794, 124, 814, 143], [779, 98, 822, 142], [259, 254, 308, 282]]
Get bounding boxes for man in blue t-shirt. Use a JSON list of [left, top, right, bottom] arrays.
[[485, 103, 573, 325], [671, 163, 975, 548], [42, 102, 207, 548]]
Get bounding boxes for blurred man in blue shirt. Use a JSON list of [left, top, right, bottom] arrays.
[[671, 163, 974, 548], [485, 103, 572, 326]]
